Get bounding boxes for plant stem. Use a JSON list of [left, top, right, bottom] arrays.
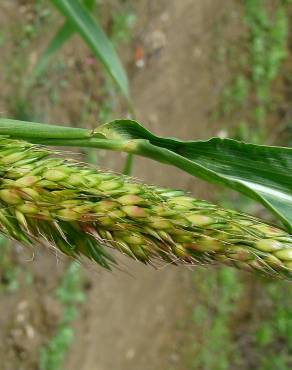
[[123, 153, 134, 175], [0, 119, 195, 167], [0, 119, 89, 139]]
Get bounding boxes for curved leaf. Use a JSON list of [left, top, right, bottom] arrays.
[[50, 0, 129, 99], [97, 120, 292, 232], [31, 22, 75, 81], [31, 0, 96, 82]]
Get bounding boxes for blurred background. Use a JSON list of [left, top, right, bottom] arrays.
[[0, 1, 291, 369]]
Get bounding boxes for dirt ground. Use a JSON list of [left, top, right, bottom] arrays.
[[65, 1, 239, 370]]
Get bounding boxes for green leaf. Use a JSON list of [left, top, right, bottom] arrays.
[[49, 0, 129, 99], [31, 0, 96, 82], [97, 120, 292, 232], [31, 23, 74, 81]]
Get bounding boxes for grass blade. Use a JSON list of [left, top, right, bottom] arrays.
[[49, 0, 129, 99], [31, 0, 96, 82], [31, 22, 75, 81], [97, 120, 292, 232]]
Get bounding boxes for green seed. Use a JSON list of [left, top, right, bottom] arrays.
[[249, 260, 265, 271], [20, 188, 40, 201], [67, 174, 84, 186], [72, 205, 93, 214], [168, 196, 194, 209], [153, 205, 176, 217], [15, 210, 27, 228], [284, 261, 292, 269], [173, 244, 187, 257], [227, 246, 251, 262], [122, 206, 147, 218], [274, 249, 292, 261], [43, 169, 68, 181], [194, 236, 223, 252], [130, 245, 148, 261], [97, 216, 113, 226], [122, 184, 141, 194], [115, 239, 136, 257], [117, 195, 143, 205], [108, 210, 126, 219], [254, 224, 285, 237], [172, 233, 193, 243], [98, 180, 121, 191], [85, 175, 102, 187], [122, 234, 144, 245], [15, 176, 40, 187], [234, 261, 253, 272], [186, 214, 213, 227], [37, 180, 59, 189], [264, 254, 282, 267], [60, 200, 81, 208], [57, 209, 80, 221], [37, 209, 50, 219], [95, 200, 118, 212], [256, 239, 282, 252], [148, 217, 172, 230], [0, 189, 22, 205], [2, 152, 26, 164], [17, 203, 38, 215]]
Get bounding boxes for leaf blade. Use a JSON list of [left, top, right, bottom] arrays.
[[31, 0, 96, 82], [98, 120, 292, 232], [31, 22, 75, 81], [49, 0, 129, 99]]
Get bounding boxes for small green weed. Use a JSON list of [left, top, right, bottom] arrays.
[[216, 0, 289, 143], [219, 75, 249, 115], [39, 262, 85, 370], [191, 268, 242, 370], [254, 280, 292, 369], [110, 9, 136, 44], [0, 237, 32, 293]]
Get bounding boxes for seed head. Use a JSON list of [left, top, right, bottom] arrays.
[[0, 137, 291, 280]]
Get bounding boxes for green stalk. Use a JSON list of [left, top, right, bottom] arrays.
[[122, 153, 134, 176], [0, 120, 252, 193], [0, 137, 291, 280], [0, 119, 90, 139]]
